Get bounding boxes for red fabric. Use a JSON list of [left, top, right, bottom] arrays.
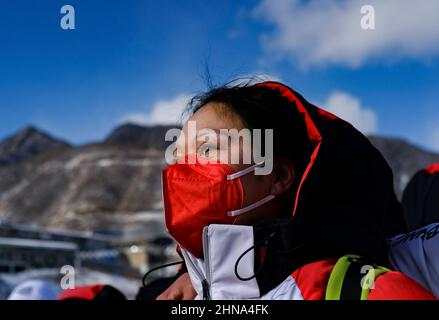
[[425, 163, 439, 175], [313, 103, 338, 120], [291, 259, 437, 300], [291, 258, 337, 300], [368, 271, 436, 300], [57, 284, 104, 300], [162, 156, 243, 258]]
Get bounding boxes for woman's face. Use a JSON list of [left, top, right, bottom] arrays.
[[175, 102, 291, 224]]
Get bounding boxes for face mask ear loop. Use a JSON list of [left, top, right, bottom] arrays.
[[226, 161, 265, 180], [227, 194, 276, 217], [234, 232, 276, 282]]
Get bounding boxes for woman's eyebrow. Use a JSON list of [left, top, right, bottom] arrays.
[[197, 129, 221, 140], [198, 130, 232, 145], [197, 128, 221, 134]]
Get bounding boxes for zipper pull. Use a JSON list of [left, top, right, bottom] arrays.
[[201, 279, 211, 300]]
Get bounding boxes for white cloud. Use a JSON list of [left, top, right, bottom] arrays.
[[250, 72, 282, 83], [323, 91, 378, 134], [121, 94, 192, 126], [253, 0, 439, 68]]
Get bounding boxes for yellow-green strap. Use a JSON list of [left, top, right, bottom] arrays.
[[359, 265, 390, 300], [325, 254, 360, 300], [325, 254, 391, 300]]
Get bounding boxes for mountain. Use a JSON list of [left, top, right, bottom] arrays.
[[0, 143, 166, 231], [0, 125, 169, 231], [105, 124, 175, 150], [0, 124, 437, 231], [0, 126, 71, 166], [368, 136, 439, 197]]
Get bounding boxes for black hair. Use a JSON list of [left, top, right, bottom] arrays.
[[187, 79, 312, 208]]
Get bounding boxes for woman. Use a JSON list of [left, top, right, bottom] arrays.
[[157, 81, 435, 300]]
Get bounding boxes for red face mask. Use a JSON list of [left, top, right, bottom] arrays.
[[162, 158, 275, 258]]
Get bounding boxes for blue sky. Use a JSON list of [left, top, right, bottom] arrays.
[[1, 0, 438, 152]]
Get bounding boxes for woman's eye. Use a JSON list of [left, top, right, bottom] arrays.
[[173, 147, 184, 160], [199, 144, 216, 157]]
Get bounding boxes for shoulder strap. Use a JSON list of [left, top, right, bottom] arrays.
[[325, 254, 390, 300]]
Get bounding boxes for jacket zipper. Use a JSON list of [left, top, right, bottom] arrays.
[[180, 228, 211, 300], [202, 226, 211, 300]]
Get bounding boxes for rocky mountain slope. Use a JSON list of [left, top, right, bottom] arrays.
[[0, 126, 170, 231], [369, 136, 439, 197], [0, 126, 70, 166], [105, 124, 174, 150]]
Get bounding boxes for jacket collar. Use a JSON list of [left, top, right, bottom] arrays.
[[181, 224, 261, 300]]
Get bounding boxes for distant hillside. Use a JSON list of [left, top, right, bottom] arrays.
[[105, 124, 175, 150], [368, 136, 439, 197], [0, 143, 166, 231], [0, 126, 71, 166], [0, 125, 437, 230], [0, 126, 169, 231]]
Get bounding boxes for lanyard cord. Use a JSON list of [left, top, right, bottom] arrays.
[[234, 232, 305, 282], [234, 232, 276, 281], [142, 260, 184, 287]]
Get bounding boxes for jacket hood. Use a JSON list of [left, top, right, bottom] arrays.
[[250, 82, 406, 294], [402, 163, 439, 231]]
